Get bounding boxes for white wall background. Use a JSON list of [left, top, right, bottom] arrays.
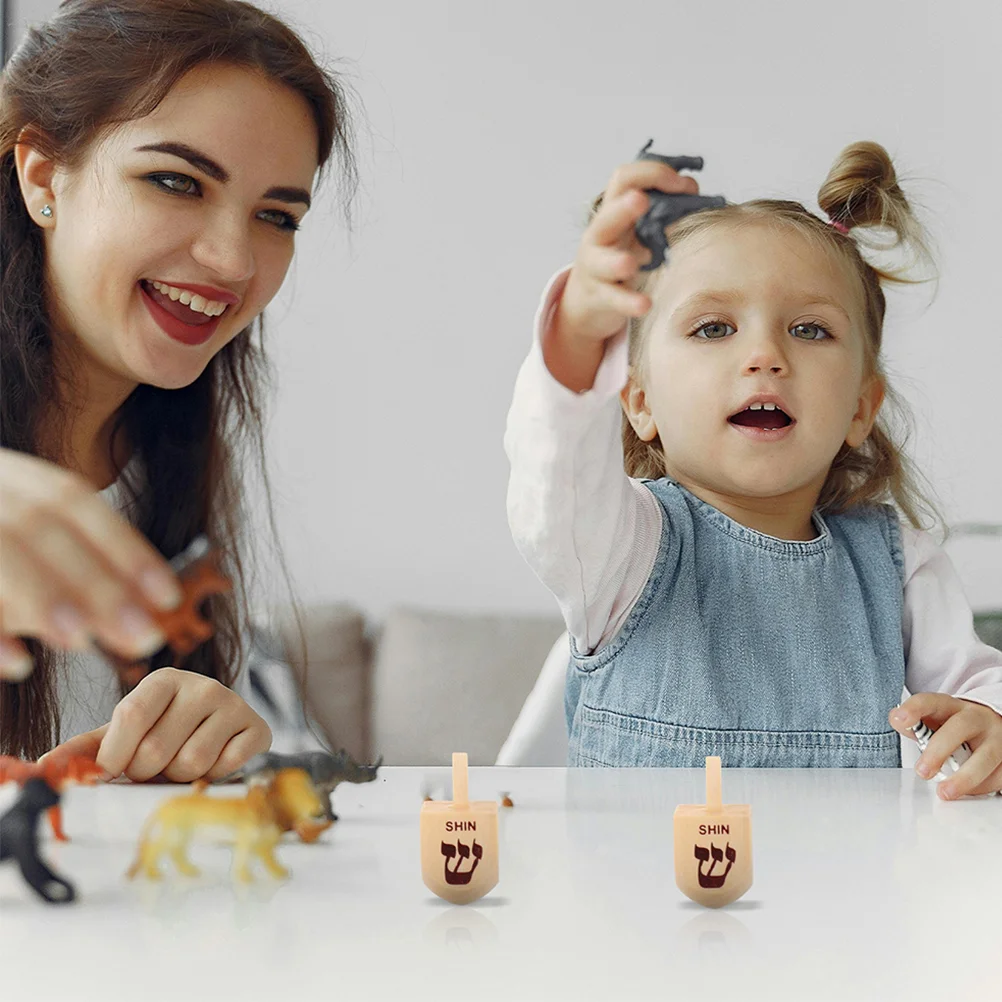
[[259, 0, 1000, 614], [9, 1, 1001, 612]]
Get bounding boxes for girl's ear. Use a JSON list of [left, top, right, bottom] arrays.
[[14, 132, 58, 226], [845, 374, 885, 448], [620, 374, 659, 442]]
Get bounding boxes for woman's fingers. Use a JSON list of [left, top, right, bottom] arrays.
[[95, 668, 272, 783], [0, 450, 183, 659], [0, 634, 34, 681], [2, 454, 181, 609], [0, 535, 92, 649], [39, 724, 110, 767], [160, 712, 235, 784], [9, 528, 166, 658], [96, 668, 182, 777], [203, 722, 272, 782]]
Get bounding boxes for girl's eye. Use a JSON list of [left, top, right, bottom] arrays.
[[691, 320, 735, 340], [791, 323, 832, 340], [146, 173, 300, 231], [688, 319, 834, 341]]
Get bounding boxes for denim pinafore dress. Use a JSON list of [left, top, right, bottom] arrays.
[[565, 478, 906, 768]]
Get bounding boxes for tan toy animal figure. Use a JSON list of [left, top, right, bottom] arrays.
[[127, 767, 328, 883]]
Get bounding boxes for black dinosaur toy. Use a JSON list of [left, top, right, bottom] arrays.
[[634, 139, 727, 271], [0, 778, 76, 904]]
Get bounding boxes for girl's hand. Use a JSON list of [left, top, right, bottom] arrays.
[[544, 159, 699, 391], [0, 448, 183, 679], [890, 694, 1002, 799], [42, 667, 271, 782]]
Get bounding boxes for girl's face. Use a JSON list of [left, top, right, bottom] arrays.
[[624, 222, 884, 505], [25, 62, 319, 391]]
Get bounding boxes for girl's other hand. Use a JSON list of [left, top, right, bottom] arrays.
[[890, 694, 1002, 798], [543, 160, 699, 392], [45, 667, 271, 782], [0, 448, 183, 679]]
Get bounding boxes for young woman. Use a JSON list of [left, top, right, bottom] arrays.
[[0, 0, 356, 780]]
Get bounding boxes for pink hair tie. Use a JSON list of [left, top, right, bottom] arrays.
[[827, 218, 850, 235]]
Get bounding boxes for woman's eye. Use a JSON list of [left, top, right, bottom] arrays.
[[693, 321, 735, 340], [148, 174, 299, 231], [791, 323, 832, 340], [149, 173, 198, 195], [258, 209, 300, 231]]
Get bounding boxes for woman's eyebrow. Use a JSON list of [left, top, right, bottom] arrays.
[[134, 140, 312, 208]]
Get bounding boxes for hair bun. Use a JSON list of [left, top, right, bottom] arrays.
[[818, 141, 904, 229]]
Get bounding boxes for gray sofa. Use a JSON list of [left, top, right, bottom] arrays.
[[255, 604, 564, 765]]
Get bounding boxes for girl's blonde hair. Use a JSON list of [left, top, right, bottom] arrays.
[[611, 141, 941, 530]]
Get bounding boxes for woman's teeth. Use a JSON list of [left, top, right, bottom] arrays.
[[148, 280, 228, 317]]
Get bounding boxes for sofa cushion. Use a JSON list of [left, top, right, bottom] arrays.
[[371, 606, 565, 765], [274, 602, 371, 761]]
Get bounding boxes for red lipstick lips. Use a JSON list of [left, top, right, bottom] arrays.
[[139, 280, 225, 347]]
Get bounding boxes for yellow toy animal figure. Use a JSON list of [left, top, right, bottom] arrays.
[[127, 767, 328, 883], [267, 767, 333, 844]]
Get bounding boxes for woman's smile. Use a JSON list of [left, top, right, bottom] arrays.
[[138, 279, 227, 346]]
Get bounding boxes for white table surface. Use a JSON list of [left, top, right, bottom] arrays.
[[1, 766, 999, 1002]]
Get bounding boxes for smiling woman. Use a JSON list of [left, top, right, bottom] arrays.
[[0, 0, 357, 773]]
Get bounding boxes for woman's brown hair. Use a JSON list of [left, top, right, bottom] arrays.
[[617, 141, 941, 531], [0, 0, 357, 758]]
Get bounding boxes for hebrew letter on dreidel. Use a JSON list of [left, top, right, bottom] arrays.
[[421, 752, 498, 904], [674, 756, 753, 907], [442, 838, 482, 885]]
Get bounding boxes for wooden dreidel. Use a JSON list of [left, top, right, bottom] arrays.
[[673, 756, 752, 908], [420, 752, 498, 904]]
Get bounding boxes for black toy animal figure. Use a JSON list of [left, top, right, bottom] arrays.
[[228, 749, 383, 821], [0, 778, 76, 904], [634, 139, 727, 271]]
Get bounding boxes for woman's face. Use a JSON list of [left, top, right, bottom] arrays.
[[30, 62, 319, 390]]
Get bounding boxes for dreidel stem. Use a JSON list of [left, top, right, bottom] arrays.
[[452, 752, 469, 806], [705, 755, 722, 813]]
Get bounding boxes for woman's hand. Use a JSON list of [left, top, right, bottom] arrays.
[[0, 448, 182, 679], [543, 159, 699, 392], [890, 694, 1002, 798], [40, 667, 271, 782]]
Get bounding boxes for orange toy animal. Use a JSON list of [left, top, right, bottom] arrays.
[[102, 536, 232, 690], [0, 754, 106, 841], [127, 767, 330, 883]]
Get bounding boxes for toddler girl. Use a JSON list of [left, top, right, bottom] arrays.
[[505, 142, 1002, 798]]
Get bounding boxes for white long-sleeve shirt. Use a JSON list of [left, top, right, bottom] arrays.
[[505, 269, 1002, 717]]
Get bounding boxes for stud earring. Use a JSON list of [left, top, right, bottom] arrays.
[[40, 205, 53, 217]]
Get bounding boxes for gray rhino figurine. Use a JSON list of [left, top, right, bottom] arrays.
[[224, 749, 382, 821]]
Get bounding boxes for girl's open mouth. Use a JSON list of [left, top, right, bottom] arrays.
[[728, 406, 795, 441], [139, 280, 227, 347]]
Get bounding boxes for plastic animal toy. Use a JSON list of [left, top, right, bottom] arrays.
[[126, 767, 328, 883], [265, 767, 333, 843], [0, 753, 106, 841], [0, 778, 76, 903], [226, 748, 383, 822], [634, 139, 727, 271], [102, 536, 232, 690]]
